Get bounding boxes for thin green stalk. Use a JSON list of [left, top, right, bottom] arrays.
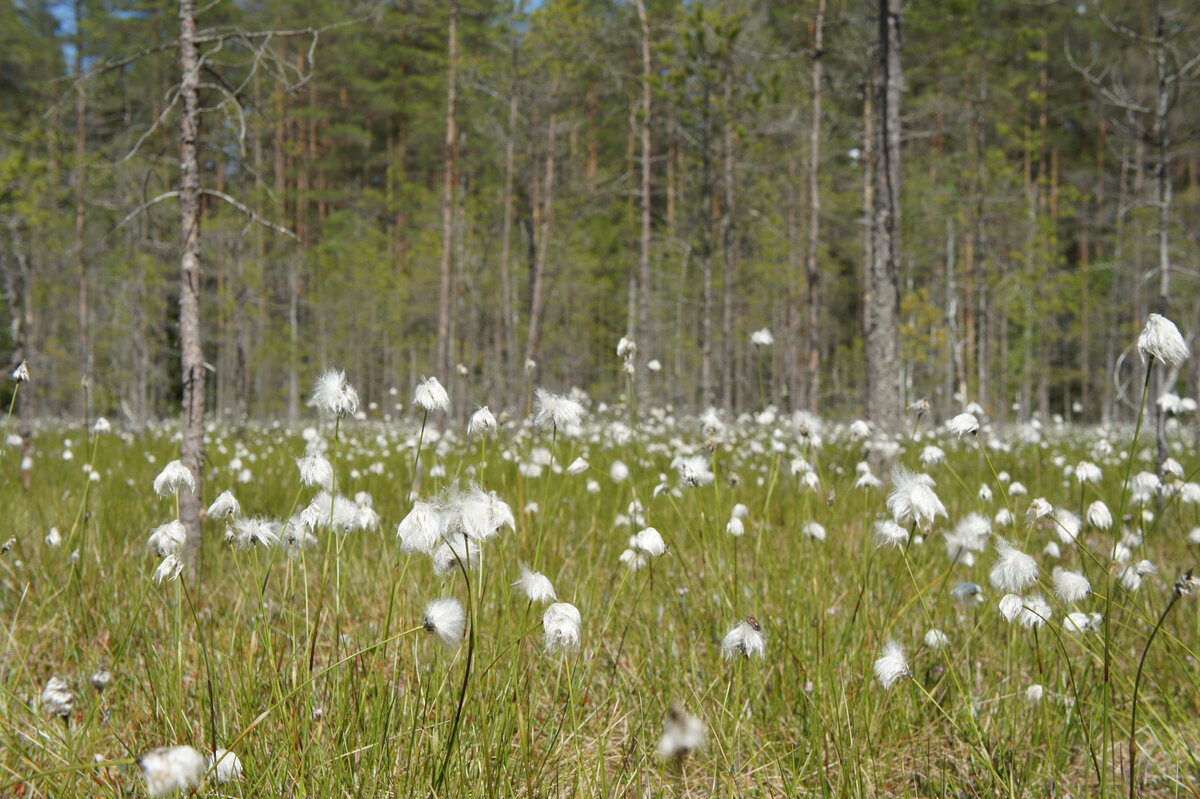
[[1128, 584, 1183, 799], [433, 534, 477, 792], [0, 379, 20, 459]]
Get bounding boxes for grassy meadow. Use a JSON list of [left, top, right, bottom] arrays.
[[2, 370, 1200, 797]]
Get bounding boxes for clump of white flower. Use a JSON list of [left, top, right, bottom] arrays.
[[722, 616, 766, 660], [873, 639, 910, 690]]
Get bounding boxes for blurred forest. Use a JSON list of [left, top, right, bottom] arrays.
[[2, 0, 1199, 426]]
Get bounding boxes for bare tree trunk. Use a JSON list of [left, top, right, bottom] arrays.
[[865, 0, 902, 432], [525, 98, 557, 368], [499, 28, 519, 404], [635, 0, 652, 399], [805, 0, 825, 414], [436, 2, 458, 386], [1152, 6, 1172, 469], [700, 87, 715, 409], [178, 0, 206, 565], [75, 0, 89, 418], [720, 72, 736, 411]]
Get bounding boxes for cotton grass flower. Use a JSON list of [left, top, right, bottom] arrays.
[[153, 554, 184, 584], [943, 512, 991, 565], [92, 416, 111, 435], [802, 521, 826, 542], [1018, 594, 1052, 630], [138, 746, 207, 797], [989, 537, 1038, 593], [998, 593, 1024, 623], [296, 444, 333, 489], [721, 616, 766, 660], [1087, 500, 1113, 530], [41, 676, 75, 720], [924, 629, 949, 650], [467, 406, 497, 438], [514, 565, 556, 604], [1137, 313, 1190, 367], [676, 455, 713, 487], [45, 526, 61, 547], [945, 412, 980, 437], [1026, 498, 1053, 521], [1075, 461, 1102, 484], [566, 456, 589, 476], [886, 467, 947, 530], [422, 598, 466, 649], [153, 460, 195, 498], [750, 328, 774, 347], [1026, 684, 1044, 705], [629, 527, 665, 557], [656, 703, 707, 762], [543, 602, 582, 655], [874, 519, 909, 549], [311, 369, 359, 417], [726, 517, 745, 537], [873, 640, 910, 690], [532, 388, 585, 431], [413, 376, 450, 413], [206, 490, 240, 520], [12, 360, 29, 381], [230, 517, 280, 550], [396, 501, 443, 555], [147, 521, 187, 557], [207, 749, 243, 784]]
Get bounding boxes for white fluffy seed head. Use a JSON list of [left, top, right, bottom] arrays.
[[656, 703, 708, 761], [207, 749, 243, 783], [1052, 568, 1092, 604], [721, 617, 766, 661], [422, 598, 466, 649], [1137, 313, 1190, 368], [514, 566, 557, 604], [543, 602, 582, 655], [873, 640, 910, 690], [945, 412, 980, 438], [311, 369, 360, 417], [139, 746, 207, 797], [633, 527, 667, 557], [467, 406, 497, 438], [206, 490, 241, 520], [41, 676, 75, 719], [413, 376, 450, 413], [152, 460, 195, 498], [989, 537, 1038, 593]]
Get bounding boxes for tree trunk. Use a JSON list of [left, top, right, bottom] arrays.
[[178, 0, 206, 566], [75, 0, 89, 420], [635, 0, 652, 400], [865, 0, 902, 432], [499, 29, 519, 404], [436, 2, 458, 386], [720, 72, 736, 411], [525, 98, 557, 369], [805, 0, 825, 414]]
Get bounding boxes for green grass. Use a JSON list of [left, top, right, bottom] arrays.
[[2, 400, 1199, 797]]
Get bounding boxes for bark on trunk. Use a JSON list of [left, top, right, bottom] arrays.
[[499, 32, 519, 403], [525, 99, 557, 368], [436, 2, 458, 386], [75, 0, 89, 419], [865, 0, 902, 432], [635, 0, 652, 401], [178, 0, 206, 567], [805, 0, 825, 414]]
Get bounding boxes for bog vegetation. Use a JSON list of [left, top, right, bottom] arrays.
[[2, 315, 1200, 797]]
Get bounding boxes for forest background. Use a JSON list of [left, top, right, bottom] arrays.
[[2, 0, 1199, 429]]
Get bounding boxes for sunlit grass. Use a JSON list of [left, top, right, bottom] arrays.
[[2, 396, 1199, 796]]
